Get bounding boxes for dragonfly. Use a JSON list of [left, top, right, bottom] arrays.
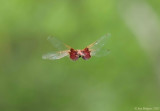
[[42, 34, 111, 61]]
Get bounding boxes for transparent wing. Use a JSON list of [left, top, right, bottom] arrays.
[[91, 49, 110, 57], [42, 50, 69, 60], [87, 33, 111, 56], [47, 36, 71, 51]]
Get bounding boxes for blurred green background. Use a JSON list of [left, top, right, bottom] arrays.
[[0, 0, 160, 111]]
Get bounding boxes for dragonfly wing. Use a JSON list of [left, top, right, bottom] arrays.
[[88, 33, 111, 56], [42, 50, 69, 60], [91, 49, 110, 57], [47, 36, 71, 51]]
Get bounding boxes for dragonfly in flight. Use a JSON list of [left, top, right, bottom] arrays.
[[42, 34, 111, 61]]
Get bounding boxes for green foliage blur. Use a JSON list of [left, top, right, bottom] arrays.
[[0, 0, 160, 111]]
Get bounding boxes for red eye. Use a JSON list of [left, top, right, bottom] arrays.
[[82, 48, 91, 60], [69, 48, 79, 61]]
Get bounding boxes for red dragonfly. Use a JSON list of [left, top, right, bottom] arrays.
[[42, 34, 111, 61]]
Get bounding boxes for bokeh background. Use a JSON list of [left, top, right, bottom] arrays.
[[0, 0, 160, 111]]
